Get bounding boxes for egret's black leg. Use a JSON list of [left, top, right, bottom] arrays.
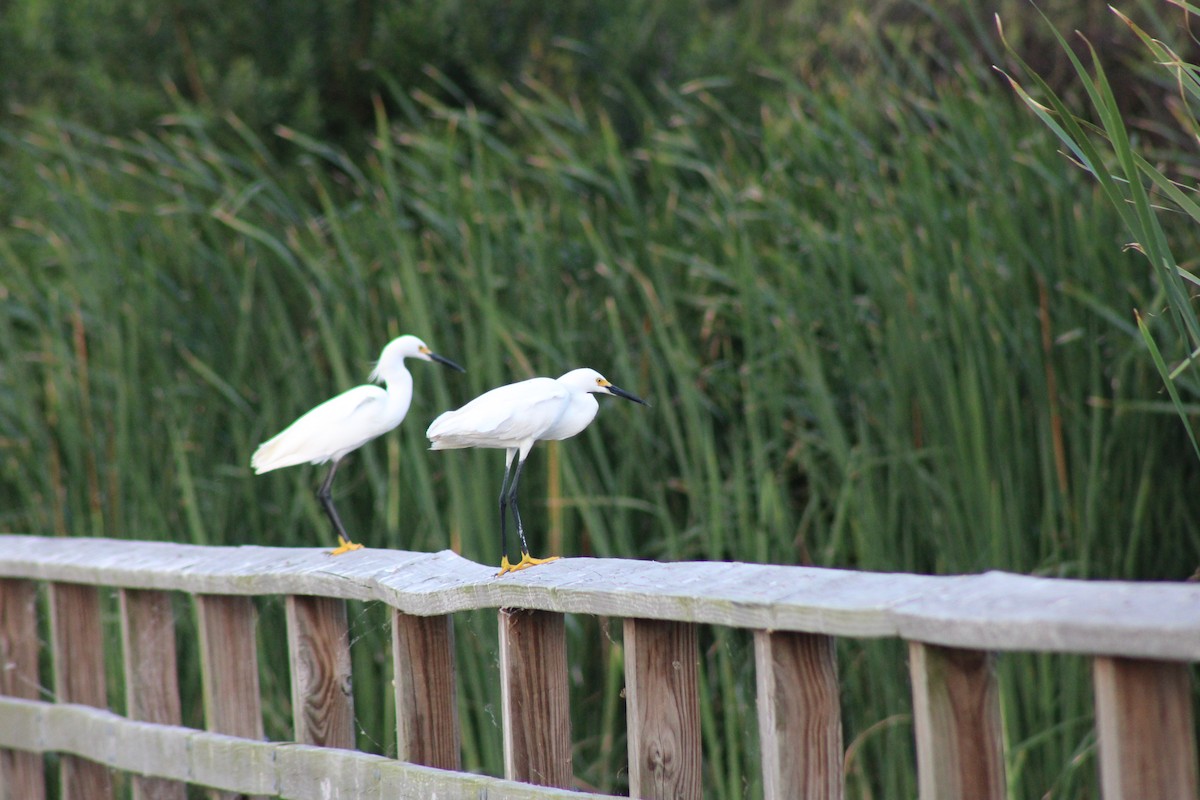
[[495, 452, 558, 576], [316, 459, 362, 555], [506, 456, 530, 556], [316, 460, 346, 538], [497, 455, 516, 565]]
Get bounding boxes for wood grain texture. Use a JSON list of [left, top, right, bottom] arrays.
[[909, 642, 1005, 800], [120, 588, 186, 800], [754, 631, 843, 800], [0, 695, 621, 799], [500, 608, 573, 788], [0, 578, 45, 800], [48, 581, 113, 800], [285, 595, 354, 749], [392, 611, 460, 769], [1093, 656, 1199, 800], [195, 594, 263, 800], [624, 618, 701, 800], [196, 594, 263, 740], [4, 537, 1200, 799], [2, 535, 1199, 659]]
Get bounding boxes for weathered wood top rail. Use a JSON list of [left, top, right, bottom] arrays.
[[2, 533, 1198, 800], [1, 534, 1198, 659]]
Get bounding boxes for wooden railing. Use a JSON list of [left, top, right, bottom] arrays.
[[0, 533, 1197, 799]]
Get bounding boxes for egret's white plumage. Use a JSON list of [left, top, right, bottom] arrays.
[[427, 368, 647, 574], [252, 335, 463, 554]]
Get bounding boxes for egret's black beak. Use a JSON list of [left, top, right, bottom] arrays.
[[430, 352, 466, 373], [608, 383, 649, 406]]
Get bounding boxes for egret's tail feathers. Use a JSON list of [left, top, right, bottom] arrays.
[[250, 440, 281, 473], [251, 437, 313, 473], [425, 412, 451, 438], [425, 412, 456, 447], [427, 411, 512, 450], [426, 433, 471, 450]]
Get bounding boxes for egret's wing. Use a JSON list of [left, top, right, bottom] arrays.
[[252, 385, 385, 472], [427, 377, 567, 448]]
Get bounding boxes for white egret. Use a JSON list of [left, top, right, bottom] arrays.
[[426, 367, 647, 575], [252, 335, 464, 555]]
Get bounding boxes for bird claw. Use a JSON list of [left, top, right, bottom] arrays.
[[329, 535, 364, 556], [497, 553, 560, 576]]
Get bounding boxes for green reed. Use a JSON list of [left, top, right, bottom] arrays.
[[2, 9, 1198, 797]]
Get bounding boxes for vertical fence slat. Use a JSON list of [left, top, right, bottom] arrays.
[[909, 642, 1005, 800], [120, 589, 186, 800], [499, 608, 573, 788], [0, 578, 45, 800], [196, 594, 263, 739], [754, 630, 843, 800], [195, 593, 264, 800], [624, 618, 701, 800], [285, 595, 355, 749], [1094, 656, 1199, 800], [392, 611, 460, 769], [49, 582, 113, 800]]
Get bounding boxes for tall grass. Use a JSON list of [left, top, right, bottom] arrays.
[[2, 8, 1198, 799], [1002, 4, 1200, 459]]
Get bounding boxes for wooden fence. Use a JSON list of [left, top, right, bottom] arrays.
[[0, 533, 1197, 799]]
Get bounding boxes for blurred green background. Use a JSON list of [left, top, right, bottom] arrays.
[[1, 0, 1198, 797]]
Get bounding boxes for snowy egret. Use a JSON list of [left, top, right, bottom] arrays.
[[252, 335, 464, 555], [426, 368, 647, 575]]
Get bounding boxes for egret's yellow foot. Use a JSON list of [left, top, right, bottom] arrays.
[[329, 535, 364, 556], [497, 553, 560, 576]]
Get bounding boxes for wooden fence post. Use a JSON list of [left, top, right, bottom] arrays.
[[285, 595, 355, 749], [624, 618, 701, 800], [500, 608, 573, 788], [0, 578, 45, 800], [49, 582, 113, 800], [908, 642, 1005, 800], [196, 594, 263, 739], [754, 630, 843, 800], [196, 594, 263, 800], [1093, 656, 1199, 799], [120, 589, 186, 800], [392, 611, 460, 769]]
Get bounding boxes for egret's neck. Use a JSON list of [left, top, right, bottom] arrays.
[[576, 392, 600, 419], [545, 390, 599, 440], [382, 368, 414, 422]]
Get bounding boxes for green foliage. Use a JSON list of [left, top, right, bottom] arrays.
[[1003, 3, 1200, 460], [2, 2, 1199, 799], [0, 0, 1185, 151], [0, 0, 783, 148]]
